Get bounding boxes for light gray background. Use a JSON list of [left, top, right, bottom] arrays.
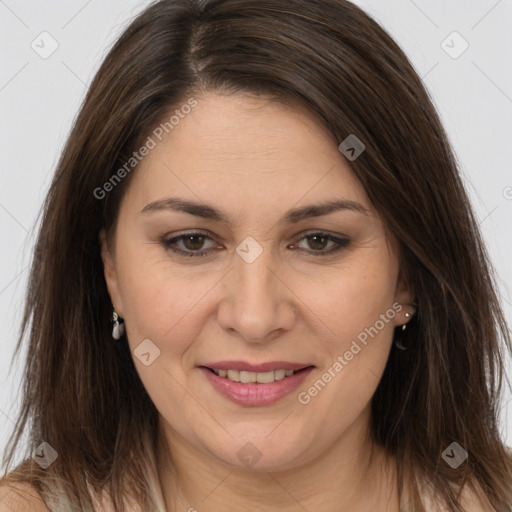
[[1, 0, 511, 464]]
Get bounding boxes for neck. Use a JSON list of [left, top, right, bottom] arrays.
[[156, 408, 399, 512]]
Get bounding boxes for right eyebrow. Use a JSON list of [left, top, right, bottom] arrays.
[[141, 196, 369, 227]]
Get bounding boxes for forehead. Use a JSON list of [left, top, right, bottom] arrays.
[[122, 92, 373, 217]]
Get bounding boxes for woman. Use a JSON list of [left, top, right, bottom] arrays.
[[1, 0, 511, 510]]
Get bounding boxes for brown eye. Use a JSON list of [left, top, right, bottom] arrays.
[[182, 235, 207, 251], [291, 232, 350, 256], [161, 232, 217, 257], [305, 235, 330, 251]]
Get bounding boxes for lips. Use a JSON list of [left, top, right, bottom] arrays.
[[199, 361, 315, 406]]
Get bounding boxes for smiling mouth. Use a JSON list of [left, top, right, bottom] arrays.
[[203, 366, 313, 384]]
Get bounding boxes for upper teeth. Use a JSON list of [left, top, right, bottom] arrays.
[[213, 369, 296, 383]]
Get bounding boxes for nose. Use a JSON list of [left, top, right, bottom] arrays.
[[217, 246, 297, 343]]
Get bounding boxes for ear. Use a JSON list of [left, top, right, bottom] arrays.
[[393, 271, 416, 327], [99, 228, 124, 315]]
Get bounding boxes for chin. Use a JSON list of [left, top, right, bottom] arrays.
[[207, 433, 310, 473]]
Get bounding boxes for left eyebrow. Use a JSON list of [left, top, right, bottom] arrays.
[[283, 199, 369, 223], [140, 197, 369, 227], [141, 197, 230, 223]]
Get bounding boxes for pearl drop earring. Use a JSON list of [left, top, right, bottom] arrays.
[[112, 307, 125, 340]]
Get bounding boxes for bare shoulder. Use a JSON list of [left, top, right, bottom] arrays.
[[419, 477, 497, 512], [0, 481, 50, 512], [458, 480, 496, 512]]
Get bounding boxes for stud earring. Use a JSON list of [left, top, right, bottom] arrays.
[[401, 312, 412, 331], [394, 308, 416, 351], [112, 307, 125, 340]]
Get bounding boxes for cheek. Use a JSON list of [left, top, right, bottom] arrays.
[[113, 239, 207, 351], [113, 245, 211, 418], [297, 250, 398, 347], [298, 264, 398, 411], [296, 250, 399, 405]]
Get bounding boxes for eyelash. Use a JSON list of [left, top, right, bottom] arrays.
[[161, 231, 350, 258]]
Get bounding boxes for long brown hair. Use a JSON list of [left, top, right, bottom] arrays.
[[2, 0, 511, 510]]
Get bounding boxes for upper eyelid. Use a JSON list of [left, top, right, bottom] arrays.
[[164, 230, 219, 245], [163, 230, 349, 254], [164, 229, 348, 243]]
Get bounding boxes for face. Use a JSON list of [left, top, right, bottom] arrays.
[[101, 92, 413, 472]]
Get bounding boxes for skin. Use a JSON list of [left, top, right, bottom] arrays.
[[100, 92, 416, 511]]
